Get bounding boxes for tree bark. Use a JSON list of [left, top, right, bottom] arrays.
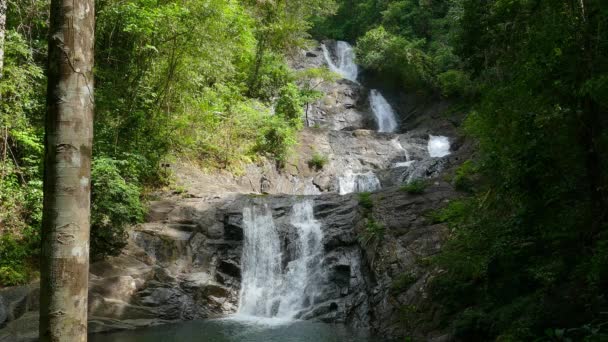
[[39, 0, 95, 341], [0, 0, 6, 78]]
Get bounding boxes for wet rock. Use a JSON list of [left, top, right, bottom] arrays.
[[218, 260, 240, 279], [0, 296, 6, 326], [0, 311, 38, 342], [223, 214, 244, 241]]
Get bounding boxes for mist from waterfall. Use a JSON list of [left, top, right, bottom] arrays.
[[370, 90, 398, 133], [338, 171, 381, 195], [237, 201, 324, 320], [321, 41, 358, 82]]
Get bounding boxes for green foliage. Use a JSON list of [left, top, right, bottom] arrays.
[[391, 272, 417, 293], [428, 1, 608, 339], [90, 157, 145, 260], [356, 26, 432, 89], [315, 0, 467, 94], [275, 83, 305, 126], [357, 192, 384, 259], [359, 218, 385, 247], [437, 69, 473, 98], [400, 179, 427, 194], [0, 234, 37, 286], [0, 27, 45, 286], [452, 160, 476, 193], [308, 152, 328, 170], [358, 192, 374, 210], [253, 116, 298, 167]]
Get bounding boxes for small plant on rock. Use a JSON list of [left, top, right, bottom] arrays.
[[391, 272, 418, 293], [360, 218, 385, 247], [401, 179, 427, 194], [308, 152, 329, 170], [358, 192, 374, 210]]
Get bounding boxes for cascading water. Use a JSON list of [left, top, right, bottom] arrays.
[[338, 171, 381, 195], [237, 200, 324, 319], [428, 135, 451, 157], [369, 90, 398, 133], [276, 201, 324, 317], [238, 205, 282, 317], [321, 41, 358, 82]]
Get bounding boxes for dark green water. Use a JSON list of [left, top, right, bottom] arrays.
[[89, 316, 375, 342]]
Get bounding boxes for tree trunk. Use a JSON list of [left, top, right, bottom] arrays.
[[39, 0, 95, 340], [0, 0, 6, 78]]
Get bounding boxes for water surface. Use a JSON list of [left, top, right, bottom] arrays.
[[89, 317, 372, 342]]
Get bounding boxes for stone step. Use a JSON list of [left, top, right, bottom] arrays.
[[166, 223, 198, 232], [145, 200, 177, 222]]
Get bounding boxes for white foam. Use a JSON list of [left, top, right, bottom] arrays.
[[428, 135, 451, 157]]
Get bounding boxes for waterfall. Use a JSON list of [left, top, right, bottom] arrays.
[[237, 201, 324, 319], [276, 201, 324, 317], [428, 135, 451, 157], [321, 41, 358, 82], [370, 90, 398, 133], [238, 206, 282, 317], [338, 171, 381, 195]]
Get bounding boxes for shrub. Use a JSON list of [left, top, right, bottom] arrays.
[[275, 83, 304, 126], [437, 69, 473, 98], [358, 192, 374, 210], [453, 160, 476, 192], [308, 152, 328, 170], [0, 235, 32, 286], [91, 157, 145, 260], [401, 179, 427, 194], [253, 116, 297, 167], [391, 272, 417, 293], [360, 218, 385, 247]]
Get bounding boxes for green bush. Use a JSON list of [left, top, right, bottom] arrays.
[[391, 272, 417, 293], [452, 160, 477, 192], [275, 83, 304, 126], [308, 152, 328, 170], [0, 235, 33, 286], [437, 69, 473, 98], [356, 26, 433, 89], [253, 116, 298, 167], [91, 157, 145, 260], [358, 192, 374, 210], [400, 179, 427, 194], [0, 266, 27, 287], [360, 218, 385, 247]]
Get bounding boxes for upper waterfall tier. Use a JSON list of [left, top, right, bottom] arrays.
[[322, 41, 359, 82]]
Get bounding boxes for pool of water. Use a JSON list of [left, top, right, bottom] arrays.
[[89, 316, 373, 342]]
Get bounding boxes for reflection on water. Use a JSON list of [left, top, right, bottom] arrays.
[[89, 317, 372, 342]]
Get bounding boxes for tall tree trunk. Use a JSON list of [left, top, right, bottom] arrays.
[[39, 0, 95, 341], [0, 0, 6, 78]]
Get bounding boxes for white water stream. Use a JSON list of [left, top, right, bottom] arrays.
[[369, 90, 398, 133], [238, 201, 324, 320], [321, 41, 358, 82], [337, 171, 381, 195]]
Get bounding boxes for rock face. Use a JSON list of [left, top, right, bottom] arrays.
[[1, 183, 457, 341]]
